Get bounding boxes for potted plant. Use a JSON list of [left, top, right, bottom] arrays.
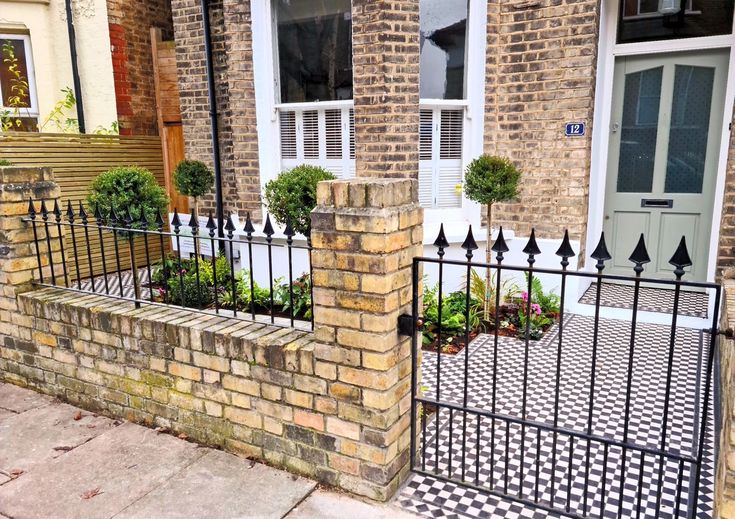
[[173, 159, 214, 217], [463, 155, 521, 318], [263, 164, 336, 235]]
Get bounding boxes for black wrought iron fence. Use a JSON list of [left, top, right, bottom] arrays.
[[406, 224, 723, 518], [25, 198, 313, 330]]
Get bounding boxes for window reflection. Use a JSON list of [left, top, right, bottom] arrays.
[[618, 0, 734, 44], [275, 0, 353, 104], [420, 0, 468, 100]]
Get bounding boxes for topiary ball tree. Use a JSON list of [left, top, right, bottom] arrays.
[[173, 159, 214, 217], [463, 154, 521, 317], [87, 166, 168, 237], [263, 165, 336, 236]]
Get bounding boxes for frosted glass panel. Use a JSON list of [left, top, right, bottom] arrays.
[[617, 67, 663, 193], [664, 65, 715, 194]]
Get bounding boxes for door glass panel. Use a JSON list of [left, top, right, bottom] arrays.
[[665, 65, 715, 193], [617, 67, 663, 193]]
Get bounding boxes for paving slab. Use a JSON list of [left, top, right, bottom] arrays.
[[0, 422, 207, 519], [286, 490, 422, 519], [0, 409, 13, 423], [0, 383, 54, 413], [116, 449, 317, 519], [0, 473, 10, 485], [0, 401, 118, 475]]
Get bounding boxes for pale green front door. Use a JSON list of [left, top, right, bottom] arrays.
[[603, 50, 729, 281]]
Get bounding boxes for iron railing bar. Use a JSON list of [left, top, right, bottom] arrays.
[[435, 247, 445, 475], [67, 212, 82, 290], [191, 221, 203, 310], [490, 257, 503, 488], [550, 265, 568, 501], [41, 207, 56, 285], [688, 286, 721, 519], [54, 206, 70, 288], [96, 217, 110, 294], [654, 279, 683, 518], [409, 257, 420, 472], [21, 218, 314, 252], [566, 436, 573, 514], [520, 267, 534, 500], [583, 270, 605, 514], [414, 257, 719, 289], [29, 209, 44, 284], [142, 230, 154, 304], [30, 282, 313, 331], [126, 227, 141, 309], [461, 254, 472, 481], [110, 220, 125, 298], [414, 396, 698, 464]]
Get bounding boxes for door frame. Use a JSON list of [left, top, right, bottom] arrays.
[[586, 0, 735, 282]]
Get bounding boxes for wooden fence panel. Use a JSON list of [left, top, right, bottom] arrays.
[[0, 132, 169, 282]]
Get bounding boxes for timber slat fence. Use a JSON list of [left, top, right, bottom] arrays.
[[0, 132, 168, 280]]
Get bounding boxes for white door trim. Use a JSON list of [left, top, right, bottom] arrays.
[[586, 0, 735, 282]]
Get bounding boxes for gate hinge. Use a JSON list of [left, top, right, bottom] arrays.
[[398, 314, 423, 336], [716, 328, 735, 339]]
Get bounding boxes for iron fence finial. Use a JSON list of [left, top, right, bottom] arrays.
[[629, 234, 651, 275], [669, 236, 692, 279]]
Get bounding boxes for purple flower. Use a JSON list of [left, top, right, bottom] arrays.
[[531, 303, 542, 316], [521, 291, 529, 302]]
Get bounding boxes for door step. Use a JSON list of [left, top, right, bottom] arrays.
[[578, 282, 709, 319]]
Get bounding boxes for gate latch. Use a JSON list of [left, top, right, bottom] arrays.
[[398, 314, 423, 336]]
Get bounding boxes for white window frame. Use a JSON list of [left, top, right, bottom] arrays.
[[252, 0, 487, 228], [621, 0, 697, 19], [587, 0, 735, 285], [0, 33, 39, 125]]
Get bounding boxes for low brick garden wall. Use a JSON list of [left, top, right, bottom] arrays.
[[0, 168, 422, 502]]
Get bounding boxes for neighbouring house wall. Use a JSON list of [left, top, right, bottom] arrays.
[[351, 0, 421, 179], [0, 168, 419, 502], [716, 105, 735, 279], [169, 0, 262, 219], [106, 0, 173, 136], [483, 0, 601, 244], [717, 280, 735, 518], [0, 0, 117, 131]]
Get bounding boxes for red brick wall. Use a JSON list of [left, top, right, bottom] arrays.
[[106, 0, 174, 136]]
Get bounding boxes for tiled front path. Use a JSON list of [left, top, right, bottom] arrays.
[[397, 315, 715, 519]]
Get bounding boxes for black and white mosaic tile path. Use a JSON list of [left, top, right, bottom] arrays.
[[578, 283, 709, 319], [78, 268, 153, 300], [397, 315, 715, 518]]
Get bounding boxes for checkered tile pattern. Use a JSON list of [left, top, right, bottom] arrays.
[[78, 268, 153, 299], [398, 315, 716, 519], [579, 282, 709, 319]]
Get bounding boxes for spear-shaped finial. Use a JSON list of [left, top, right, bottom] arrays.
[[668, 236, 692, 279], [628, 234, 651, 275]]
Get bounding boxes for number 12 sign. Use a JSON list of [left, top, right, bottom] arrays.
[[565, 122, 585, 137]]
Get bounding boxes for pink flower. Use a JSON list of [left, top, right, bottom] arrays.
[[531, 303, 542, 315], [521, 291, 529, 302]]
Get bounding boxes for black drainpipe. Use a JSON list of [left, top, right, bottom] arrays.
[[64, 0, 86, 133], [200, 0, 225, 238]]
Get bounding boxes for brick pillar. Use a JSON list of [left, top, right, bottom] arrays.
[[0, 167, 60, 352], [310, 178, 423, 500], [351, 0, 421, 179]]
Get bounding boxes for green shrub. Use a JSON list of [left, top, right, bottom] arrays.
[[0, 159, 11, 166], [263, 165, 335, 235], [276, 273, 312, 319], [87, 166, 168, 227], [173, 160, 214, 214]]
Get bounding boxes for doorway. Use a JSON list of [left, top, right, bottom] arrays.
[[603, 49, 729, 281]]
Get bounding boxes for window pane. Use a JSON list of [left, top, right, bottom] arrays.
[[1, 39, 31, 108], [618, 0, 733, 44], [275, 0, 352, 103], [664, 65, 715, 193], [420, 0, 468, 100], [616, 67, 663, 194]]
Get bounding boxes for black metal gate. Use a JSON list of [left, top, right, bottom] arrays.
[[404, 225, 724, 518]]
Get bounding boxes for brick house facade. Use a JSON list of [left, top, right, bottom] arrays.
[[169, 0, 735, 284], [106, 0, 174, 135]]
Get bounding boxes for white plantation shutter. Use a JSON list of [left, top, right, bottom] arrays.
[[440, 110, 463, 160], [302, 110, 319, 159], [418, 107, 465, 209], [349, 109, 355, 159], [419, 110, 433, 161], [325, 110, 342, 159], [278, 106, 355, 178], [279, 111, 297, 160]]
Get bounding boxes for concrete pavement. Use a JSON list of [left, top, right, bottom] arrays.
[[0, 382, 420, 519]]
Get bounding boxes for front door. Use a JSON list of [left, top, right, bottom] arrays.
[[604, 50, 729, 281]]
